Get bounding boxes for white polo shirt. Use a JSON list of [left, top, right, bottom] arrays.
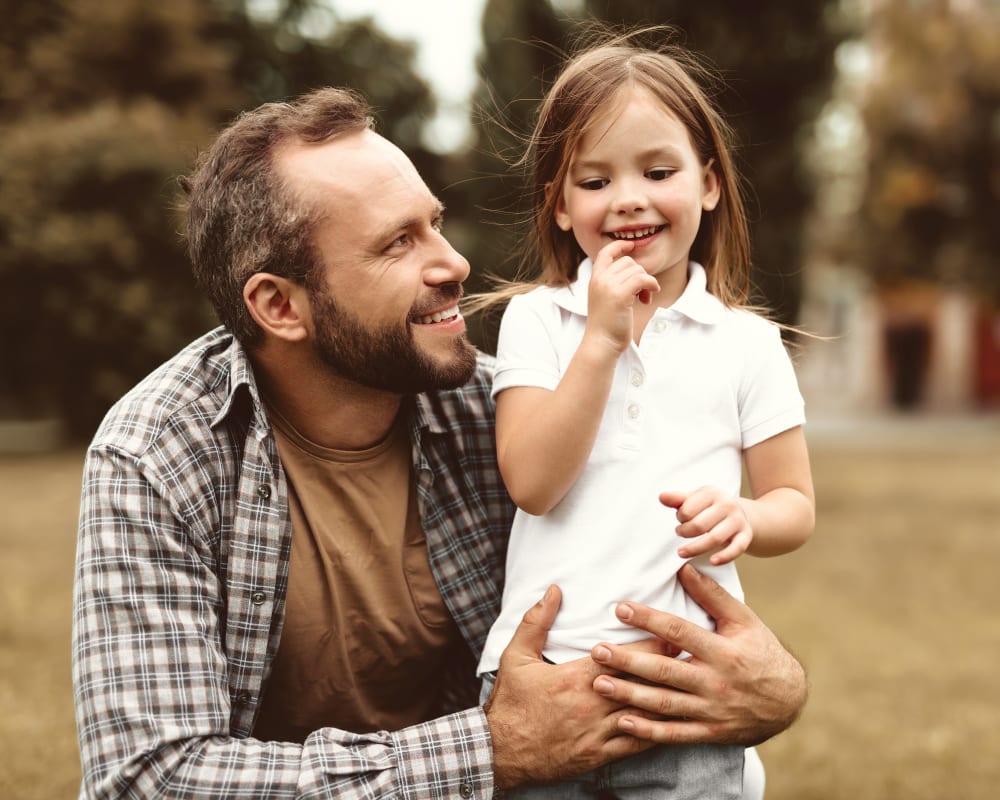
[[477, 260, 805, 671]]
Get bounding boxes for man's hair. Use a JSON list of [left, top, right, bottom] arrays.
[[180, 87, 374, 346]]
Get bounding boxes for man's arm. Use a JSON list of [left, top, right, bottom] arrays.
[[74, 446, 495, 799]]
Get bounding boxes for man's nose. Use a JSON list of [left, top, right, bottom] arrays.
[[426, 232, 471, 284]]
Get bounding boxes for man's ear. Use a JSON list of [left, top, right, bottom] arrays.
[[243, 273, 310, 343]]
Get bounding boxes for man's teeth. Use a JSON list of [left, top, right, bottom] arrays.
[[610, 225, 662, 240], [415, 305, 460, 324]]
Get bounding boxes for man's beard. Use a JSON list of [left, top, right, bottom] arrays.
[[309, 286, 477, 394]]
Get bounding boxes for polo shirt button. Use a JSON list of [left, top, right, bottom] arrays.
[[653, 320, 667, 333], [627, 404, 640, 419], [251, 591, 267, 605], [630, 371, 643, 387], [459, 783, 474, 798], [257, 484, 271, 500]]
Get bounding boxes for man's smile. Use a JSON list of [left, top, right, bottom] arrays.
[[413, 303, 461, 325]]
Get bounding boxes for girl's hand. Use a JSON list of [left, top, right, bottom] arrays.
[[585, 239, 660, 353], [659, 487, 753, 565]]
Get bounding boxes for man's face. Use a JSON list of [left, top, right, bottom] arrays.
[[278, 130, 476, 394]]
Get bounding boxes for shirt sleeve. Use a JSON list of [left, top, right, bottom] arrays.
[[737, 318, 806, 449], [492, 291, 562, 397], [73, 446, 496, 799]]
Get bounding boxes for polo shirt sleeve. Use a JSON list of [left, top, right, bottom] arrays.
[[492, 291, 562, 398], [737, 317, 806, 449]]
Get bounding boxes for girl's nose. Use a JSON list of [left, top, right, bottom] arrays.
[[611, 178, 647, 214]]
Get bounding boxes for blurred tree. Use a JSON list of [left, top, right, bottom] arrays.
[[855, 0, 1000, 299], [450, 0, 567, 348], [0, 0, 239, 435], [457, 0, 840, 351], [0, 0, 438, 437]]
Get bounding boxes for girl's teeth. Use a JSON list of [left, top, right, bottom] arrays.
[[612, 226, 658, 240]]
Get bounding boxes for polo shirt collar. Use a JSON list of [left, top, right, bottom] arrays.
[[552, 259, 725, 324]]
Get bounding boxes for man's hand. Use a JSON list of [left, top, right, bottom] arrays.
[[484, 586, 656, 789], [589, 564, 807, 746]]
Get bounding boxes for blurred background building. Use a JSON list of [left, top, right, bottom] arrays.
[[0, 0, 997, 451]]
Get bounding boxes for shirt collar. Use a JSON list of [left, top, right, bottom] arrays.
[[206, 329, 472, 439], [410, 352, 493, 436], [552, 258, 725, 324], [210, 334, 268, 431]]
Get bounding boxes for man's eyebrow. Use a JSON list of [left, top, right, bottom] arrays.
[[375, 200, 446, 243]]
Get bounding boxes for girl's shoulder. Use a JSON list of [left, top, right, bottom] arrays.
[[501, 283, 569, 315], [716, 305, 785, 344]]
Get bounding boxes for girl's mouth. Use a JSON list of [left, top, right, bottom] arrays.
[[607, 224, 666, 241]]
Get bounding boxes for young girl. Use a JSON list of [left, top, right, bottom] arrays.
[[476, 31, 815, 800]]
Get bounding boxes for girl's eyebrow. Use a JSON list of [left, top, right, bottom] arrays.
[[570, 145, 686, 172]]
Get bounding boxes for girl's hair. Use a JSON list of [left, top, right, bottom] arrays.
[[467, 26, 753, 314]]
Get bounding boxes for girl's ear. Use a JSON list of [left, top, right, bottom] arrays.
[[243, 273, 310, 343], [553, 189, 573, 232], [701, 158, 721, 212]]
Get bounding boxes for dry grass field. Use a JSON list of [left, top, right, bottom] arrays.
[[2, 416, 999, 799]]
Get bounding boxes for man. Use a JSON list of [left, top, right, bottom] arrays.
[[73, 88, 806, 798]]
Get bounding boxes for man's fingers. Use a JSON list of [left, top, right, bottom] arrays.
[[677, 564, 758, 630], [502, 585, 562, 664], [619, 715, 720, 745]]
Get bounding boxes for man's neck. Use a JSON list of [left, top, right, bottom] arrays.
[[251, 349, 404, 451]]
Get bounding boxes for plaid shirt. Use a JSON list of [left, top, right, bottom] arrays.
[[73, 327, 514, 799]]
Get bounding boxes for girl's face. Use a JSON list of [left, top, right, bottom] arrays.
[[555, 86, 720, 299]]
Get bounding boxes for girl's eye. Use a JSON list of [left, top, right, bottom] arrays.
[[579, 178, 608, 191], [647, 169, 674, 181]]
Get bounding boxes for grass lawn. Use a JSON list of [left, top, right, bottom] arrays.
[[2, 417, 999, 798]]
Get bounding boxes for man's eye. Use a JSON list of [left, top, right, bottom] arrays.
[[579, 178, 608, 191], [647, 169, 674, 181], [432, 217, 444, 232], [389, 234, 409, 249]]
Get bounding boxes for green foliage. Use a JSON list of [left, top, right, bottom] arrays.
[[456, 0, 840, 351], [855, 0, 1000, 299], [0, 0, 438, 437]]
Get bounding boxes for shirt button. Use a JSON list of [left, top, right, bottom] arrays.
[[236, 692, 253, 705], [627, 404, 640, 419], [251, 591, 267, 605], [459, 783, 474, 798], [653, 320, 667, 333], [256, 484, 271, 500], [630, 371, 644, 387]]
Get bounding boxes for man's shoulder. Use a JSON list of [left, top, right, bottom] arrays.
[[90, 327, 247, 457]]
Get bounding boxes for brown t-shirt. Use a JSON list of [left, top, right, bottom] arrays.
[[253, 408, 462, 743]]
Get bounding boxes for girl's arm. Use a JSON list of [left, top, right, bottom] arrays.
[[662, 426, 815, 563], [498, 240, 658, 516], [496, 340, 618, 516], [741, 425, 815, 556]]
